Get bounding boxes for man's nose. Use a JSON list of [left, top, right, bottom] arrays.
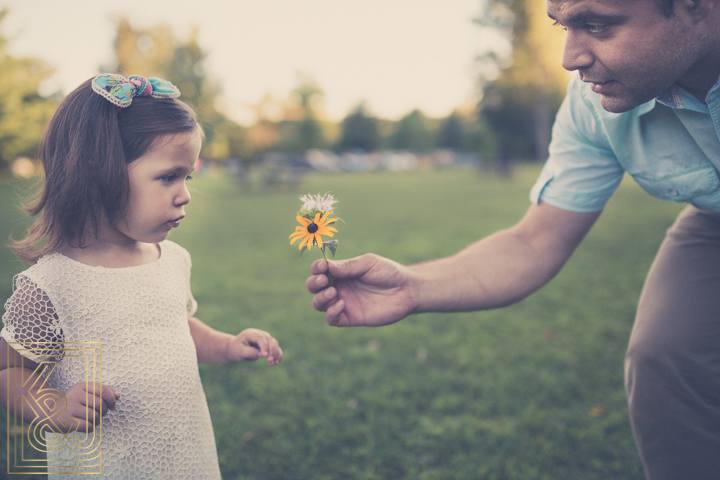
[[562, 31, 594, 71]]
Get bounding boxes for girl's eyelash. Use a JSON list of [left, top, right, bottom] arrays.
[[161, 174, 193, 183]]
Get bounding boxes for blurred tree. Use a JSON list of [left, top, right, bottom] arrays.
[[476, 0, 570, 160], [464, 116, 497, 155], [290, 74, 326, 151], [390, 109, 433, 153], [254, 75, 331, 154], [109, 18, 248, 161], [298, 117, 324, 150], [337, 103, 380, 152], [293, 73, 323, 115], [436, 111, 465, 151], [112, 19, 174, 79], [0, 8, 58, 172], [246, 94, 282, 154]]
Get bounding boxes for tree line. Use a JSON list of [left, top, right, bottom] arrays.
[[0, 2, 568, 173]]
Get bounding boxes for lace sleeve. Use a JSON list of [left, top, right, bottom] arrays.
[[1, 275, 64, 362], [187, 294, 197, 317], [179, 243, 198, 317]]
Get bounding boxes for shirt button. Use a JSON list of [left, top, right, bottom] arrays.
[[669, 189, 679, 196]]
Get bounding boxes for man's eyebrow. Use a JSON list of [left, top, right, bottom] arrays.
[[547, 10, 623, 24]]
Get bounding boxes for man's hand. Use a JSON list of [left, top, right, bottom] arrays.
[[306, 204, 602, 326], [227, 328, 283, 366], [306, 254, 416, 327]]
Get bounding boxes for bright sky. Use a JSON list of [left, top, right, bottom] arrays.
[[2, 0, 507, 124]]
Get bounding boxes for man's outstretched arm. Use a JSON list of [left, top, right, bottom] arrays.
[[306, 202, 601, 326]]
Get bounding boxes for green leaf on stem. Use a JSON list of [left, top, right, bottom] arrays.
[[322, 240, 339, 258]]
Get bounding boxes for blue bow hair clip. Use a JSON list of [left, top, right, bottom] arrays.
[[91, 73, 181, 107]]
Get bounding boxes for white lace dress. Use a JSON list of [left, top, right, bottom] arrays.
[[1, 240, 222, 479]]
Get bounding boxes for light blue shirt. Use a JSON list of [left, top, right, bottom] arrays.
[[530, 74, 720, 213]]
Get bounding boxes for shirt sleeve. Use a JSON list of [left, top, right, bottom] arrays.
[[1, 275, 65, 362], [529, 77, 626, 213]]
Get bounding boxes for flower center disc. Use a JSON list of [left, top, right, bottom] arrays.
[[307, 223, 319, 233]]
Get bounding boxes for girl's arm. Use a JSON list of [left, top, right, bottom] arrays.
[[188, 317, 282, 366], [0, 338, 44, 419], [0, 339, 119, 432]]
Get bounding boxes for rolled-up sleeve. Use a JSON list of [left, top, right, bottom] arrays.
[[530, 77, 625, 213]]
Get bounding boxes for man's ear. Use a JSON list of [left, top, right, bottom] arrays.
[[676, 0, 715, 21]]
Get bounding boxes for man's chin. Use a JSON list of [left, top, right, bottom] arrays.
[[598, 89, 658, 114], [599, 95, 641, 114]]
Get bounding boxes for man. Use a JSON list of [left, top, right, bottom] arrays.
[[305, 0, 720, 479]]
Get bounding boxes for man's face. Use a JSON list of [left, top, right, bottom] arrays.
[[547, 0, 703, 113]]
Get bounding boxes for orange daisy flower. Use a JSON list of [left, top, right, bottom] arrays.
[[289, 211, 338, 251]]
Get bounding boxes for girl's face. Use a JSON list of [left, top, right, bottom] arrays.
[[119, 129, 202, 244]]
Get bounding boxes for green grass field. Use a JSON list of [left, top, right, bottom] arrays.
[[0, 165, 685, 479]]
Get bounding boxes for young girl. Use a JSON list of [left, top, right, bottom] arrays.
[[0, 74, 282, 479]]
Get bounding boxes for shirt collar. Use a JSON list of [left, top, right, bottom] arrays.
[[656, 84, 685, 108], [653, 72, 720, 112]]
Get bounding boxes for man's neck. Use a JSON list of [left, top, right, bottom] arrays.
[[677, 22, 720, 103]]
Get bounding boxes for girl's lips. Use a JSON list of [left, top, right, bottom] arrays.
[[167, 216, 184, 228]]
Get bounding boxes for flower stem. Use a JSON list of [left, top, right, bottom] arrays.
[[320, 242, 335, 287]]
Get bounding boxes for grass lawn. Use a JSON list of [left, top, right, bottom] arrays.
[[0, 164, 684, 479]]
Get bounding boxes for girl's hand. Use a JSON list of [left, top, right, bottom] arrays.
[[227, 328, 283, 366], [53, 382, 120, 433]]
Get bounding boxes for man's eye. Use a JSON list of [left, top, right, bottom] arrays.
[[551, 20, 568, 31], [585, 23, 608, 33]]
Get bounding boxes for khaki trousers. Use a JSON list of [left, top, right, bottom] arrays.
[[626, 205, 720, 480]]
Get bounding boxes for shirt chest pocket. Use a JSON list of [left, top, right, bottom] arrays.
[[630, 166, 720, 202]]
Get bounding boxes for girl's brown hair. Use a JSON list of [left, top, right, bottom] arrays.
[[12, 77, 201, 263]]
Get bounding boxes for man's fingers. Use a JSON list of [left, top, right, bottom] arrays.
[[306, 272, 329, 294], [311, 258, 355, 279], [326, 300, 346, 326], [310, 259, 329, 275], [312, 286, 337, 311]]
